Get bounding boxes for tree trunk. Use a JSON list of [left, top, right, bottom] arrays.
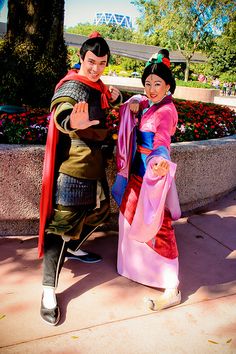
[[0, 0, 68, 106], [7, 0, 65, 56], [184, 58, 191, 82]]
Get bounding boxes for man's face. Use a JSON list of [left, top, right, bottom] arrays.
[[79, 51, 108, 82]]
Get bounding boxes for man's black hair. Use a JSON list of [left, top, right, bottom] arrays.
[[80, 37, 110, 65]]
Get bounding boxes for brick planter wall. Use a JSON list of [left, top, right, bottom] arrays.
[[0, 135, 236, 235]]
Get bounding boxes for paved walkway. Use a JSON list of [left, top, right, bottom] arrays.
[[0, 190, 236, 353]]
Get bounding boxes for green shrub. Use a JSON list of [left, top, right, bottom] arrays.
[[176, 80, 213, 89]]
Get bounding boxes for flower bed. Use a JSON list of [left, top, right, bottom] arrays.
[[106, 97, 236, 143], [0, 107, 49, 144], [173, 99, 236, 142], [0, 97, 235, 144]]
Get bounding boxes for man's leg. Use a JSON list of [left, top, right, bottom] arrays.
[[42, 233, 67, 291], [65, 224, 102, 263], [41, 233, 67, 325], [44, 204, 99, 263], [65, 197, 110, 263]]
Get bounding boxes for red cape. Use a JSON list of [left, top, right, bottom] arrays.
[[38, 72, 111, 258], [38, 110, 58, 258]]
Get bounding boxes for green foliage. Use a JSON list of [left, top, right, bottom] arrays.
[[176, 80, 213, 89], [66, 23, 134, 42], [208, 18, 236, 79], [2, 3, 235, 109], [66, 23, 140, 71], [65, 19, 235, 83], [132, 0, 236, 81], [121, 58, 145, 73], [68, 47, 80, 67], [66, 23, 98, 36], [103, 65, 125, 76], [219, 73, 236, 83], [190, 62, 213, 78], [104, 65, 131, 77], [171, 63, 186, 80]]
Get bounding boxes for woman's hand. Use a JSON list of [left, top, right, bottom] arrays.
[[70, 102, 99, 130], [129, 99, 140, 114], [152, 160, 170, 177]]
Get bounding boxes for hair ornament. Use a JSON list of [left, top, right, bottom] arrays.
[[145, 53, 171, 68], [162, 57, 171, 68], [89, 31, 102, 38]]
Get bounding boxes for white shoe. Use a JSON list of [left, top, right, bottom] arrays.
[[144, 291, 181, 311]]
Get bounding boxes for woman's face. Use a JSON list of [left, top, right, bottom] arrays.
[[144, 74, 170, 103]]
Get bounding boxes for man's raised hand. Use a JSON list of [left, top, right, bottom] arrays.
[[70, 102, 100, 130]]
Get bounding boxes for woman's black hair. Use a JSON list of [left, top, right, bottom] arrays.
[[141, 62, 176, 94], [79, 37, 110, 65]]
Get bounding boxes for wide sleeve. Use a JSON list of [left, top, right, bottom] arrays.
[[128, 155, 181, 242], [53, 102, 74, 134], [152, 104, 178, 150]]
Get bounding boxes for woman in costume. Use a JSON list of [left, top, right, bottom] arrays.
[[39, 33, 121, 325], [112, 50, 182, 311]]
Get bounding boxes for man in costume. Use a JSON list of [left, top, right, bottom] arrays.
[[39, 33, 121, 325], [112, 50, 182, 311]]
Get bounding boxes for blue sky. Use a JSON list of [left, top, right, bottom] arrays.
[[0, 0, 7, 21], [0, 0, 140, 28], [65, 0, 139, 28]]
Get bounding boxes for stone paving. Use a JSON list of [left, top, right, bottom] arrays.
[[0, 190, 236, 353]]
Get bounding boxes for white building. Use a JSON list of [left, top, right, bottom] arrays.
[[94, 13, 132, 29]]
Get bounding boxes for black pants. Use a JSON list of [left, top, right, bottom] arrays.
[[42, 224, 97, 287], [42, 198, 110, 288]]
